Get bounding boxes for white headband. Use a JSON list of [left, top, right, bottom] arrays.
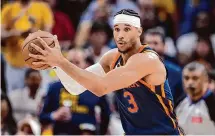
[[113, 14, 141, 28]]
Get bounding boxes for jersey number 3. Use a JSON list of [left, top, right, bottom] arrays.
[[123, 91, 139, 113]]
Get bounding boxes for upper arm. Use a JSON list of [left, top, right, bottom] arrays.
[[101, 52, 166, 95]]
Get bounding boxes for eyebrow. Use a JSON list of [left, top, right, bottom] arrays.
[[114, 25, 118, 27], [125, 24, 131, 27]]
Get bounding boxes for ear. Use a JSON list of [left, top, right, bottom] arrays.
[[138, 27, 143, 37]]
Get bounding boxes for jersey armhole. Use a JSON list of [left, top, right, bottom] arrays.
[[110, 53, 121, 70]]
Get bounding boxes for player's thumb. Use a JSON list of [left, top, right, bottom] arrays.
[[53, 35, 60, 48]]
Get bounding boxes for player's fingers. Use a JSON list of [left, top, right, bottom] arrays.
[[37, 37, 50, 50], [53, 35, 60, 49], [29, 53, 45, 60], [32, 61, 46, 66], [30, 43, 47, 56], [31, 67, 43, 71]]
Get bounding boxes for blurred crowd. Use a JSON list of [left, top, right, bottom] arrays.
[[1, 0, 215, 135]]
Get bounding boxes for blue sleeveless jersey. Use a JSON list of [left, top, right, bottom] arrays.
[[111, 45, 183, 135]]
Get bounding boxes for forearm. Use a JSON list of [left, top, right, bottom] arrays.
[[54, 66, 86, 95], [57, 58, 107, 96]]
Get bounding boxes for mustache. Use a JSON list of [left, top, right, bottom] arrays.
[[117, 40, 126, 43], [187, 86, 199, 96], [187, 86, 196, 92]]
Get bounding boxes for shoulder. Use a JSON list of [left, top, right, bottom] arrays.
[[202, 91, 215, 122], [203, 91, 215, 106], [128, 51, 161, 67], [99, 48, 119, 73]]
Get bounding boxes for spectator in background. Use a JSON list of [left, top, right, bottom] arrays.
[[45, 0, 75, 50], [79, 123, 96, 135], [190, 37, 215, 70], [39, 49, 110, 135], [137, 0, 158, 32], [1, 0, 53, 92], [177, 11, 215, 66], [16, 116, 41, 135], [74, 0, 111, 48], [144, 28, 185, 107], [1, 93, 17, 135], [178, 0, 213, 34], [176, 62, 215, 135], [208, 69, 215, 92], [108, 94, 124, 135], [84, 21, 112, 62], [137, 1, 177, 57], [75, 0, 139, 48], [138, 0, 175, 39], [8, 69, 44, 122], [153, 0, 177, 39]]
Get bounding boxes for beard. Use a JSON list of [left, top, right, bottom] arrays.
[[28, 84, 40, 92], [116, 39, 136, 54], [118, 46, 133, 54]]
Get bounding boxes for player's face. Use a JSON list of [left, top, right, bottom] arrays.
[[26, 72, 42, 91], [113, 24, 140, 54], [144, 34, 165, 55], [183, 69, 206, 98]]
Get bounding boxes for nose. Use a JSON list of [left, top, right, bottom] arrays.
[[118, 32, 125, 40], [186, 79, 194, 87]]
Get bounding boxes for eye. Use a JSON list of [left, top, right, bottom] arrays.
[[124, 27, 131, 32], [192, 76, 198, 81], [184, 76, 189, 81], [114, 28, 120, 32]]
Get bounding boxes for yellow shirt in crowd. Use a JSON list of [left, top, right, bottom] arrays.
[[153, 0, 175, 14], [1, 1, 53, 68]]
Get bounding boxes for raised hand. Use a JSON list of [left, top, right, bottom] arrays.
[[29, 35, 65, 68]]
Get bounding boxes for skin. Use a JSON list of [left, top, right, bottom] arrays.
[[66, 49, 87, 69], [144, 34, 165, 56], [29, 23, 166, 97], [1, 100, 9, 123], [183, 68, 208, 101], [25, 71, 42, 99]]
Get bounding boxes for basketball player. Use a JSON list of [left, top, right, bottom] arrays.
[[29, 9, 182, 135]]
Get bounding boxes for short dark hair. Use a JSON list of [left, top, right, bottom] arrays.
[[25, 68, 40, 79], [114, 9, 140, 18], [144, 28, 165, 44], [183, 62, 208, 77], [90, 21, 113, 44], [90, 21, 111, 33]]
